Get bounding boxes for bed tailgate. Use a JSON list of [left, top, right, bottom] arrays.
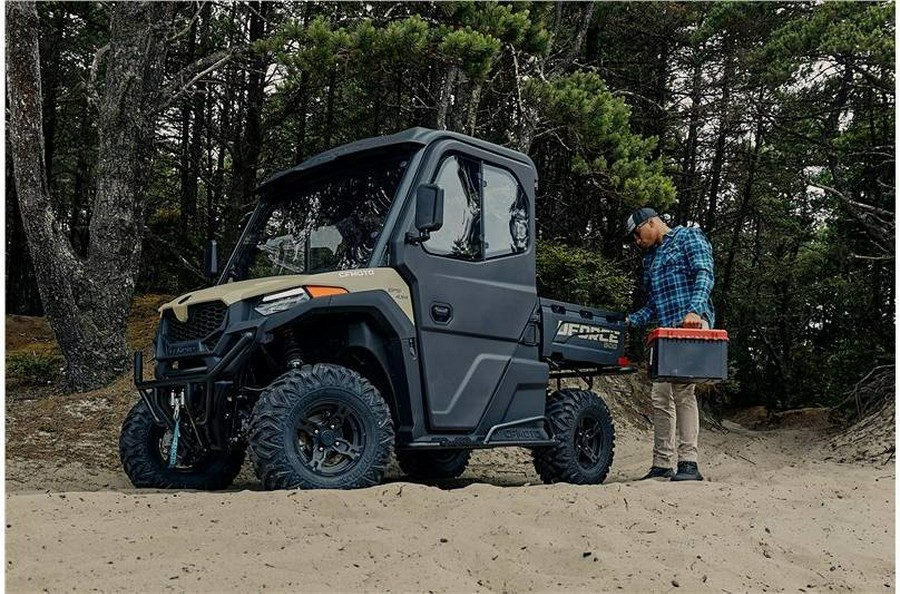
[[538, 298, 627, 366]]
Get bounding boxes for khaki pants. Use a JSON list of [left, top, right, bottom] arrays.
[[650, 320, 708, 468], [650, 381, 699, 467]]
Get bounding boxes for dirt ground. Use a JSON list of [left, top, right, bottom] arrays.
[[7, 406, 895, 593], [4, 313, 896, 593]]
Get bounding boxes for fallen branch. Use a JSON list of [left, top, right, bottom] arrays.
[[830, 364, 894, 423], [732, 453, 757, 466]]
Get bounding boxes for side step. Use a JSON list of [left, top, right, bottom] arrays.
[[401, 416, 555, 449]]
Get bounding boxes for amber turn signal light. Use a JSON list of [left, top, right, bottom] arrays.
[[305, 286, 349, 298]]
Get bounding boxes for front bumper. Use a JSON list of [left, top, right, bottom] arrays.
[[137, 289, 402, 449], [134, 330, 257, 449]]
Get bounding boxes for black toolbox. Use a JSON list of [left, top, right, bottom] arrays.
[[647, 328, 729, 383]]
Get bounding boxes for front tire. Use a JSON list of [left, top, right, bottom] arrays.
[[396, 449, 471, 480], [119, 399, 245, 490], [248, 364, 394, 490], [532, 389, 615, 485]]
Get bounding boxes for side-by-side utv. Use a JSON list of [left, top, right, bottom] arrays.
[[120, 128, 634, 490]]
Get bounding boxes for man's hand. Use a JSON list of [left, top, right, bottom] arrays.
[[682, 312, 703, 328]]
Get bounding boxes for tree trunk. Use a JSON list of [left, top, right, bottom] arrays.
[[436, 64, 458, 130], [677, 57, 703, 225], [186, 84, 205, 221], [5, 150, 43, 315], [717, 108, 765, 329], [324, 65, 337, 146], [705, 52, 734, 232], [238, 1, 267, 206], [295, 71, 310, 164], [7, 1, 172, 391], [225, 2, 269, 252], [70, 102, 91, 257], [38, 5, 65, 202], [465, 80, 483, 135], [210, 83, 228, 242], [649, 38, 670, 162]]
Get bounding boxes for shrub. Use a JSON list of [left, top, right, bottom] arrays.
[[8, 352, 63, 386], [536, 240, 633, 311]]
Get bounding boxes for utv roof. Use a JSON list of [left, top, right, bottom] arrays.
[[256, 127, 534, 196]]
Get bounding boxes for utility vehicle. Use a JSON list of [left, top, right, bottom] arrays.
[[120, 128, 633, 490]]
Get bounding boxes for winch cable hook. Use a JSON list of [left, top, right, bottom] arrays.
[[168, 389, 185, 469]]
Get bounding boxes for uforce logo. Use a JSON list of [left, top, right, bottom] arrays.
[[554, 322, 620, 350]]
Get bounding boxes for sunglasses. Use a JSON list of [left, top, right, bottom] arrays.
[[632, 221, 648, 239]]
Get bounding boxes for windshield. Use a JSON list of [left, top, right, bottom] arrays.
[[229, 152, 412, 281]]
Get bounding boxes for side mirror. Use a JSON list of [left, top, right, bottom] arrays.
[[406, 184, 444, 244], [202, 239, 219, 282]]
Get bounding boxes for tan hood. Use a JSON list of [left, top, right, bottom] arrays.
[[159, 268, 414, 323]]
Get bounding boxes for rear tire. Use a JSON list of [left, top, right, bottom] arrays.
[[119, 399, 245, 490], [532, 389, 615, 485], [396, 449, 471, 480], [248, 364, 394, 490]]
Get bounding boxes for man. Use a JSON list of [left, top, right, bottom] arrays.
[[624, 207, 715, 482]]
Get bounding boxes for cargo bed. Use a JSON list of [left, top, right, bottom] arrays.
[[538, 298, 628, 368]]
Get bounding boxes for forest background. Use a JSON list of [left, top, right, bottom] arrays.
[[5, 1, 895, 413]]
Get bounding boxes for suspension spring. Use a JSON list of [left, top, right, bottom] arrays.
[[280, 327, 304, 368]]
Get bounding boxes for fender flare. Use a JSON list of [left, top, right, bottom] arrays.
[[259, 290, 423, 439]]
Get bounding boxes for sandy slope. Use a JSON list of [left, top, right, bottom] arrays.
[[6, 423, 894, 593]]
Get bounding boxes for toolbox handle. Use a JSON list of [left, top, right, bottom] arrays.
[[646, 327, 729, 343]]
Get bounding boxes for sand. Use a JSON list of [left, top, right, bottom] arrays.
[[6, 421, 894, 593]]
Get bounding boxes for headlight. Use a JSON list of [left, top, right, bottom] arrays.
[[253, 287, 310, 316]]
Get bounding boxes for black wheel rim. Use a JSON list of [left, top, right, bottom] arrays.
[[573, 411, 605, 471], [294, 398, 366, 477]]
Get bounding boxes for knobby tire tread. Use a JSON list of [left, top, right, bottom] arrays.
[[248, 363, 394, 490], [119, 400, 244, 490], [532, 389, 616, 485], [396, 449, 471, 480]]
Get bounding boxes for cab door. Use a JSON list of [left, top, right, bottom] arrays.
[[393, 141, 544, 432]]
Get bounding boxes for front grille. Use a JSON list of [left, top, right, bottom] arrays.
[[165, 301, 227, 345]]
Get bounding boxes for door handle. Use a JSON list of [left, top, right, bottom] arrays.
[[430, 303, 453, 324]]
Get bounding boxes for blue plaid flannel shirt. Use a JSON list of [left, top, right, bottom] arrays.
[[628, 226, 716, 328]]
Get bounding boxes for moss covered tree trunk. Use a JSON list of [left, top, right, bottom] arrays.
[[7, 1, 172, 390]]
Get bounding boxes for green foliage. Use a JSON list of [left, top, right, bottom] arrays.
[[18, 1, 893, 410], [8, 353, 63, 386], [438, 27, 501, 79], [272, 16, 353, 74], [374, 15, 431, 60], [272, 5, 547, 86], [536, 241, 633, 312], [759, 2, 894, 84], [530, 71, 676, 210], [442, 2, 552, 54]]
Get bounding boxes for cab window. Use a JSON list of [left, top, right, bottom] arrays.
[[423, 156, 528, 261], [423, 155, 482, 260]]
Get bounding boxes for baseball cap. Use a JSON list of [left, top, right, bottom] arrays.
[[625, 207, 658, 237]]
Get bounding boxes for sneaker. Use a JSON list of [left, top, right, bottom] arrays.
[[671, 461, 704, 481], [640, 466, 675, 480]]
